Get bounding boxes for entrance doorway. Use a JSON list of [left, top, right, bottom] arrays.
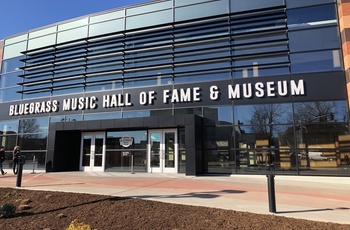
[[148, 129, 178, 173], [81, 132, 105, 171]]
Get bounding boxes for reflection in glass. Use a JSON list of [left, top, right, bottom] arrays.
[[203, 106, 233, 125], [294, 101, 347, 123], [0, 135, 17, 151], [178, 128, 186, 173], [19, 118, 49, 133], [1, 72, 22, 88], [164, 132, 175, 168], [123, 110, 150, 118], [84, 112, 122, 121], [18, 133, 47, 150], [105, 150, 147, 172], [234, 103, 293, 125], [0, 120, 19, 134], [2, 55, 25, 70], [287, 4, 336, 28], [50, 115, 82, 123], [0, 87, 22, 102], [82, 135, 92, 167], [94, 134, 104, 167], [150, 132, 160, 167], [290, 50, 341, 73], [106, 130, 147, 150]]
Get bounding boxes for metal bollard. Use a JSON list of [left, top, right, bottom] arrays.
[[131, 154, 135, 174], [31, 155, 36, 174], [16, 156, 25, 187], [266, 164, 276, 213]]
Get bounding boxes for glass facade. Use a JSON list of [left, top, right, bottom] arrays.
[[0, 0, 348, 175]]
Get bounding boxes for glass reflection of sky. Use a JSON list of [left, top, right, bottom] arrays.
[[107, 130, 147, 144]]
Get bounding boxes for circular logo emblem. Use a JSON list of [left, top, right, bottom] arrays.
[[119, 136, 133, 148]]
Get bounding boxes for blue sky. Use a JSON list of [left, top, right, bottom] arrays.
[[0, 0, 150, 39]]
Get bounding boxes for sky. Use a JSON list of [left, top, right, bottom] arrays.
[[0, 0, 151, 39]]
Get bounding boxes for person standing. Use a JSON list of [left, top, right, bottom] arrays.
[[13, 146, 21, 175], [0, 146, 7, 175]]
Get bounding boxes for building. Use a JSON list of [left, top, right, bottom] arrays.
[[0, 0, 350, 176]]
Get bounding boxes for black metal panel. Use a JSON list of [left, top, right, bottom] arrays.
[[100, 119, 115, 129], [53, 131, 81, 172]]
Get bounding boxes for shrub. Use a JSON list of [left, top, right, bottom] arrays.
[[0, 203, 16, 218]]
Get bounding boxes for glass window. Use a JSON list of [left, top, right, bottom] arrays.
[[235, 125, 294, 149], [174, 61, 230, 74], [205, 126, 233, 148], [175, 1, 228, 21], [289, 27, 340, 52], [290, 50, 341, 73], [89, 19, 125, 37], [84, 112, 122, 121], [234, 103, 293, 125], [3, 41, 27, 60], [1, 56, 24, 74], [233, 42, 288, 56], [29, 26, 56, 39], [126, 9, 172, 30], [106, 130, 147, 150], [1, 72, 22, 88], [230, 0, 284, 13], [28, 34, 56, 50], [127, 1, 172, 16], [52, 86, 84, 96], [124, 76, 172, 88], [17, 133, 47, 150], [175, 0, 212, 7], [57, 26, 88, 43], [286, 0, 335, 9], [0, 135, 17, 151], [90, 10, 124, 24], [295, 123, 347, 157], [149, 109, 172, 117], [122, 110, 150, 118], [4, 34, 27, 46], [232, 31, 287, 45], [175, 48, 230, 63], [0, 120, 19, 134], [203, 106, 233, 125], [287, 4, 337, 29], [175, 107, 202, 116], [58, 18, 89, 31], [23, 91, 51, 100], [19, 117, 49, 133], [124, 67, 172, 79], [124, 54, 172, 68], [175, 71, 230, 84], [294, 101, 348, 123], [232, 64, 290, 78], [50, 115, 82, 123], [85, 81, 123, 92], [233, 55, 289, 68], [86, 72, 122, 81], [0, 87, 22, 102], [175, 39, 229, 52]]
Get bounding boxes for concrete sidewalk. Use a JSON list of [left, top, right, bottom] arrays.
[[1, 170, 350, 225]]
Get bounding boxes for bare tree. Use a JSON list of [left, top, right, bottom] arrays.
[[19, 119, 40, 134]]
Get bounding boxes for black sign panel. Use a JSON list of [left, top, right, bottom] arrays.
[[0, 71, 346, 120]]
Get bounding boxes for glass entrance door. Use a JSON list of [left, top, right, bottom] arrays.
[[148, 129, 178, 173], [81, 132, 105, 172]]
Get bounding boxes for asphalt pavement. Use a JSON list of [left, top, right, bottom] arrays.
[[1, 170, 350, 225]]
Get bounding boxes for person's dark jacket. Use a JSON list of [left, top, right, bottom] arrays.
[[13, 150, 20, 161], [0, 150, 5, 162]]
